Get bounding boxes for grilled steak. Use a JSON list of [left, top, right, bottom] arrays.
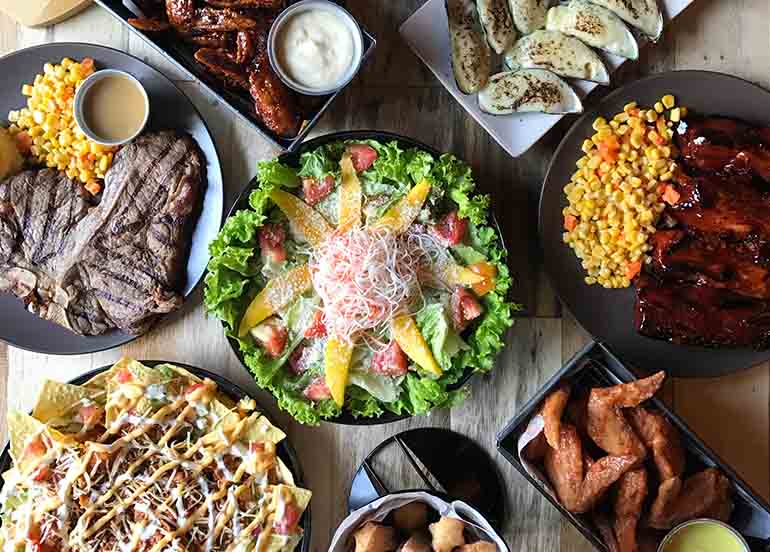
[[0, 131, 204, 335]]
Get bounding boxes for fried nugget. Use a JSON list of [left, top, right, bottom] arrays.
[[429, 517, 466, 552], [354, 522, 399, 552]]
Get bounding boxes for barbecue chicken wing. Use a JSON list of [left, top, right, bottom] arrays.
[[544, 424, 639, 514], [647, 468, 733, 529], [627, 406, 685, 480], [614, 468, 648, 552], [586, 372, 665, 459], [542, 385, 571, 449]]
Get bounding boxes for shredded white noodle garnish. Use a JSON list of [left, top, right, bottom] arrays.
[[309, 227, 452, 345]]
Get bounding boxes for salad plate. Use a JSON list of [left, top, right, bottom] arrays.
[[205, 131, 516, 425]]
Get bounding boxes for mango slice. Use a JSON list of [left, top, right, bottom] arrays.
[[238, 264, 312, 337], [338, 153, 363, 232], [325, 336, 353, 406], [270, 189, 332, 246], [391, 314, 442, 376], [373, 179, 431, 233], [440, 262, 486, 287]]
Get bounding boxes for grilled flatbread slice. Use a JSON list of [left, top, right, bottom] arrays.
[[588, 0, 663, 39], [504, 30, 610, 84], [478, 69, 583, 115], [446, 0, 491, 94], [477, 0, 516, 54], [546, 0, 639, 59], [508, 0, 551, 34]]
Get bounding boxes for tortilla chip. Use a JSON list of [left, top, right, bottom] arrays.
[[275, 484, 312, 515], [263, 533, 303, 552], [158, 363, 202, 384], [275, 458, 295, 486], [241, 414, 286, 444], [32, 380, 102, 424], [8, 410, 46, 463]]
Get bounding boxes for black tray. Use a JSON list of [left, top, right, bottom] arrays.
[[0, 361, 311, 552], [95, 0, 376, 151], [496, 341, 770, 552]]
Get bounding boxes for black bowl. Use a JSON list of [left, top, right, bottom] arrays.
[[0, 360, 311, 552], [222, 130, 505, 425]]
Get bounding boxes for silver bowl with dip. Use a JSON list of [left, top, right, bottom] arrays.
[[658, 519, 750, 552], [74, 69, 149, 147], [268, 0, 364, 96]]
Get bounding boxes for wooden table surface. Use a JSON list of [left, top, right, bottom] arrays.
[[1, 1, 769, 551]]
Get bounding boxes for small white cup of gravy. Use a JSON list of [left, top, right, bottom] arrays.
[[268, 0, 364, 96], [74, 69, 150, 147]]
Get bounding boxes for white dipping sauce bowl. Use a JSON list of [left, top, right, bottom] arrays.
[[74, 69, 150, 147], [268, 0, 364, 96]]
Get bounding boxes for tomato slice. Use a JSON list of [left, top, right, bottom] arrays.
[[372, 341, 408, 377], [433, 210, 468, 246], [184, 383, 205, 397], [116, 368, 133, 383], [258, 223, 287, 264], [274, 504, 300, 534], [302, 175, 335, 205], [450, 287, 483, 331], [346, 144, 378, 172], [303, 378, 331, 402]]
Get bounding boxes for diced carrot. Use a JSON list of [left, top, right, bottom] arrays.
[[629, 109, 641, 116], [81, 58, 95, 72], [564, 214, 578, 231], [15, 131, 32, 153], [652, 135, 666, 146], [598, 139, 620, 163], [656, 183, 667, 194], [625, 260, 642, 280], [662, 185, 680, 205]]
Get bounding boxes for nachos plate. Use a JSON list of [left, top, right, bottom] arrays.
[[0, 359, 310, 552]]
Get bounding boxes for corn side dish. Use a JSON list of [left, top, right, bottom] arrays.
[[7, 57, 115, 195], [562, 94, 686, 288]]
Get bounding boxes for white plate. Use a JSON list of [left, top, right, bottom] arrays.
[[399, 0, 695, 157]]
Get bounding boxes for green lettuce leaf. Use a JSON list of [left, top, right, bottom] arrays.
[[415, 303, 468, 372]]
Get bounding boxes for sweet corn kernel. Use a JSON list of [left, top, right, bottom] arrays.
[[9, 57, 114, 194], [562, 93, 684, 289]]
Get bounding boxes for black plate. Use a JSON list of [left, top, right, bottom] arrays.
[[0, 360, 311, 552], [223, 130, 502, 425], [539, 70, 770, 378], [496, 341, 770, 552], [95, 0, 376, 151], [0, 43, 224, 355]]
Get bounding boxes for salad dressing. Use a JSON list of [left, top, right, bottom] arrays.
[[275, 7, 356, 91]]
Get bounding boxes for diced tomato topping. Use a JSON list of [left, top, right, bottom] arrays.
[[598, 138, 620, 163], [116, 368, 133, 383], [662, 185, 680, 205], [302, 175, 335, 205], [372, 341, 408, 377], [253, 320, 288, 358], [31, 464, 51, 482], [468, 261, 497, 297], [288, 346, 309, 376], [248, 441, 266, 453], [15, 131, 32, 154], [625, 260, 643, 280], [304, 310, 327, 338], [184, 383, 205, 397], [24, 437, 46, 459], [274, 504, 300, 534], [77, 404, 102, 426], [303, 378, 331, 402], [563, 214, 578, 232], [258, 223, 287, 264], [346, 144, 378, 172], [432, 210, 468, 246], [450, 287, 484, 331]]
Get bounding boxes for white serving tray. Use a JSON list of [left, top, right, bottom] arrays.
[[400, 0, 695, 157]]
